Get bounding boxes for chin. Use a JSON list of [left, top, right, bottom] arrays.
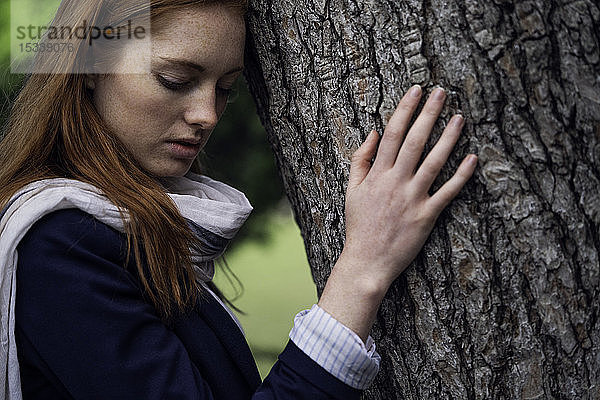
[[147, 161, 194, 178]]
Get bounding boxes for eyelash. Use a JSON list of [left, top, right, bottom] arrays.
[[156, 74, 192, 91], [156, 74, 234, 97], [217, 87, 233, 97]]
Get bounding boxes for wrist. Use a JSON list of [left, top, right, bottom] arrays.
[[317, 251, 392, 342], [334, 246, 396, 295]]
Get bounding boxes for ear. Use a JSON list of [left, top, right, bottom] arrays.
[[85, 74, 97, 90]]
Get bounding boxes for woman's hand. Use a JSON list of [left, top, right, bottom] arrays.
[[341, 85, 477, 287], [318, 85, 477, 341]]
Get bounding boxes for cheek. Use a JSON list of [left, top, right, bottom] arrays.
[[93, 75, 176, 140]]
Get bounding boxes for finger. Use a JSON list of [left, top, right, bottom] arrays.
[[372, 85, 422, 171], [414, 114, 464, 190], [394, 87, 446, 175], [348, 130, 379, 190], [428, 154, 477, 214]]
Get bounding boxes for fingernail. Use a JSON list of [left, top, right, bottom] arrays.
[[452, 114, 464, 127], [467, 154, 478, 166], [409, 84, 422, 97], [433, 87, 445, 100]]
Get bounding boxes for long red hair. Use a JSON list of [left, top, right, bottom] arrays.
[[0, 0, 247, 320]]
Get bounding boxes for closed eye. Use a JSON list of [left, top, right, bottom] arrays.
[[156, 74, 192, 91], [217, 86, 233, 96], [218, 76, 241, 102]]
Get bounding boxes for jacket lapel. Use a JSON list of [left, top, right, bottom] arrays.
[[196, 293, 262, 390]]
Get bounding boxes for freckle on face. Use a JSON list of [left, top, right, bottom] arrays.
[[92, 4, 246, 178]]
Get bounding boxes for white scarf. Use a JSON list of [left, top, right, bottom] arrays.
[[0, 173, 253, 400]]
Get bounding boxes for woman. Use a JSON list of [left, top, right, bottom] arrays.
[[0, 0, 477, 399]]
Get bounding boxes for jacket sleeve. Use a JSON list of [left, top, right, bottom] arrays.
[[16, 209, 363, 400], [256, 341, 362, 399]]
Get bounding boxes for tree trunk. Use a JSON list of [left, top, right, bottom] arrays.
[[243, 1, 600, 398]]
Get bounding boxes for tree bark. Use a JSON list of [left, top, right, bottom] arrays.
[[244, 1, 600, 398]]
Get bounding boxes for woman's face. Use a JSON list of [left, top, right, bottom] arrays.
[[92, 4, 245, 177]]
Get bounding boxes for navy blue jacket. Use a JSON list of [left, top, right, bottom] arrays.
[[15, 209, 361, 399]]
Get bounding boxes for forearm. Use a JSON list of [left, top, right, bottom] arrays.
[[317, 250, 392, 343]]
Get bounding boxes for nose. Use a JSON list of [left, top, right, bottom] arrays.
[[183, 86, 220, 130]]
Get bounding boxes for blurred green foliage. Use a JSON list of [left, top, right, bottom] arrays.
[[0, 0, 285, 244], [0, 0, 25, 123]]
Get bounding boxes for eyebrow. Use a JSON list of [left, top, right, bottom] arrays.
[[158, 56, 244, 75]]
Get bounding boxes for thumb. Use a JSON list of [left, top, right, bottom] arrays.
[[348, 130, 379, 189]]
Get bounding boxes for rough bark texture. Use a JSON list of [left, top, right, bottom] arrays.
[[243, 1, 600, 398]]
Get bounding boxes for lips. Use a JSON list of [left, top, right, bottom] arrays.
[[172, 138, 202, 146], [167, 139, 202, 159]]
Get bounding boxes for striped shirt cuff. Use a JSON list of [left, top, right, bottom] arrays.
[[289, 304, 380, 389]]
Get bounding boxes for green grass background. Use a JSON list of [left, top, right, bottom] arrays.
[[213, 207, 317, 378]]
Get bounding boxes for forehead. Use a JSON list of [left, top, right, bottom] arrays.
[[150, 5, 246, 62]]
